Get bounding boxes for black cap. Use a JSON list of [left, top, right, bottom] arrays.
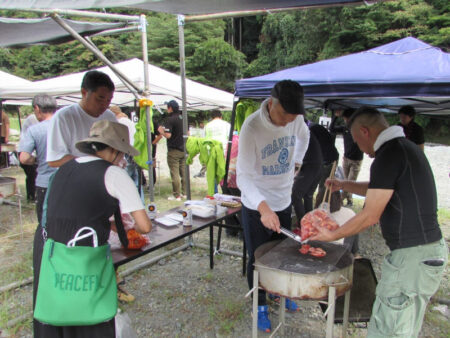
[[166, 100, 179, 112], [270, 80, 305, 115]]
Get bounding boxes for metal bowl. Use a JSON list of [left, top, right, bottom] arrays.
[[0, 176, 16, 197], [255, 239, 353, 300]]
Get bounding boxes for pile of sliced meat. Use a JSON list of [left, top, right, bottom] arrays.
[[299, 244, 326, 257], [300, 209, 339, 240], [292, 209, 340, 258]]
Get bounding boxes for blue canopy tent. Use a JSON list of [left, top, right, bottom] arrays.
[[222, 37, 450, 191], [235, 37, 450, 116]]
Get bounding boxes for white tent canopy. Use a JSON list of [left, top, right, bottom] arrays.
[[0, 69, 32, 86], [0, 58, 234, 111]]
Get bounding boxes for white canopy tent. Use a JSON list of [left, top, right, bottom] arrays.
[[0, 58, 234, 111], [0, 69, 32, 86]]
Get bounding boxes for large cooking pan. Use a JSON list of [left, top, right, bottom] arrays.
[[255, 239, 353, 300]]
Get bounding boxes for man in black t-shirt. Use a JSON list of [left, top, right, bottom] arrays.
[[310, 123, 341, 211], [397, 105, 424, 151], [158, 100, 185, 200], [310, 107, 447, 338], [329, 108, 364, 207]]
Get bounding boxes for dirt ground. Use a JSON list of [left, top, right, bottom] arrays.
[[0, 139, 449, 337]]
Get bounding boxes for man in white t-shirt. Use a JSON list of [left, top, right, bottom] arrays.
[[205, 110, 231, 155], [236, 80, 310, 332], [47, 70, 117, 167]]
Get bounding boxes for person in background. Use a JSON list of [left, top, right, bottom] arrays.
[[329, 108, 364, 207], [397, 105, 424, 151], [291, 131, 323, 223], [47, 70, 116, 168], [110, 105, 141, 190], [310, 122, 341, 211], [158, 100, 185, 201], [1, 110, 11, 144], [0, 110, 12, 168], [205, 110, 231, 155], [18, 94, 57, 223], [205, 110, 231, 193], [310, 106, 447, 338], [33, 120, 152, 338], [19, 113, 39, 201], [237, 80, 310, 332], [193, 121, 207, 178]]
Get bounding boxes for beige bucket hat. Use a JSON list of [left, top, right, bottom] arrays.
[[76, 120, 139, 157]]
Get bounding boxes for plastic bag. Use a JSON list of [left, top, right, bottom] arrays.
[[126, 229, 150, 250], [109, 213, 150, 250], [115, 310, 138, 338], [300, 208, 339, 240]]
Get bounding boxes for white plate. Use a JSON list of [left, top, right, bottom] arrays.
[[155, 216, 180, 227], [165, 213, 183, 222]]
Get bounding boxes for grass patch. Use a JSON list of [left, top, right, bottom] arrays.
[[200, 272, 214, 283], [208, 298, 245, 335]]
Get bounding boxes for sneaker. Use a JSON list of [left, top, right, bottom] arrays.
[[269, 294, 299, 312], [181, 194, 187, 199], [117, 285, 135, 303], [285, 298, 299, 312], [257, 305, 271, 333], [168, 196, 182, 201]]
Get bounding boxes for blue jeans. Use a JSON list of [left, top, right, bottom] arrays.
[[241, 204, 292, 305]]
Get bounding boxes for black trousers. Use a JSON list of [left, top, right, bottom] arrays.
[[19, 161, 37, 200], [35, 187, 47, 225], [241, 204, 292, 305], [291, 162, 322, 223]]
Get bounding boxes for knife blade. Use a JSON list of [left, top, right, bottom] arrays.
[[280, 227, 308, 244]]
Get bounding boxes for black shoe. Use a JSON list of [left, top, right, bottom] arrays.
[[346, 201, 353, 207]]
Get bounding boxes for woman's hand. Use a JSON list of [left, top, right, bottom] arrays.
[[131, 209, 152, 233]]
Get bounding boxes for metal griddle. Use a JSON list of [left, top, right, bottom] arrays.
[[257, 238, 353, 275]]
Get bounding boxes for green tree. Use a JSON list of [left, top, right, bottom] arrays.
[[188, 38, 247, 91]]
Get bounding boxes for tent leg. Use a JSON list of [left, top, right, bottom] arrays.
[[178, 15, 191, 199]]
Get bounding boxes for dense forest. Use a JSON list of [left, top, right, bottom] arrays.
[[0, 0, 449, 140]]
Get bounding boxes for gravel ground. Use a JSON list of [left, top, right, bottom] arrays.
[[0, 139, 449, 338]]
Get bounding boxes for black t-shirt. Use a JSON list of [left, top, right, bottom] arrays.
[[329, 117, 363, 161], [369, 137, 441, 250], [302, 131, 323, 166], [309, 123, 339, 164], [151, 120, 160, 159], [397, 120, 424, 145], [164, 112, 184, 151]]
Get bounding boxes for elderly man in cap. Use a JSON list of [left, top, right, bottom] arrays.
[[311, 106, 447, 338], [237, 80, 310, 332], [158, 100, 186, 201]]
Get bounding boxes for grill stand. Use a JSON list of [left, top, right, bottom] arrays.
[[251, 270, 351, 338]]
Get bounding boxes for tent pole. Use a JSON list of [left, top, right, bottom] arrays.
[[140, 14, 155, 203], [84, 37, 140, 100], [25, 8, 139, 22], [183, 2, 365, 22], [222, 99, 239, 191], [50, 13, 142, 94], [0, 100, 2, 155], [178, 15, 191, 199]]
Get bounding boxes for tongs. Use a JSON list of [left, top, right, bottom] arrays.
[[280, 227, 308, 245]]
